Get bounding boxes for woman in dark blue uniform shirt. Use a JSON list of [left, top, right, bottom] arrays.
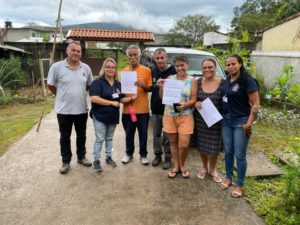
[[220, 54, 260, 198], [89, 58, 136, 172]]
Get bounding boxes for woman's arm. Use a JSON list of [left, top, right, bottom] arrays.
[[178, 78, 198, 110], [90, 96, 120, 107], [120, 95, 138, 104], [243, 91, 260, 136]]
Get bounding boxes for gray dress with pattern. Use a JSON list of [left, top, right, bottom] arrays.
[[194, 78, 224, 155]]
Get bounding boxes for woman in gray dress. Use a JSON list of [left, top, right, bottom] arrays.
[[194, 58, 224, 183]]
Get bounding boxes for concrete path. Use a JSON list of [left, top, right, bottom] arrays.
[[0, 111, 265, 225]]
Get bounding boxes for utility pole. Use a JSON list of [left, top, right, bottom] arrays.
[[50, 0, 63, 65], [37, 0, 63, 132]]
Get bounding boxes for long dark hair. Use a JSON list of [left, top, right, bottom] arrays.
[[226, 54, 258, 87]]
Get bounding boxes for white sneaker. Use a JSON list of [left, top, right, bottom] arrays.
[[122, 154, 133, 164], [140, 157, 149, 165]]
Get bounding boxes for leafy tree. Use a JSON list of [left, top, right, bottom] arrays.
[[163, 32, 189, 45], [231, 0, 300, 39], [276, 0, 300, 20], [164, 14, 219, 46], [42, 33, 50, 43], [231, 0, 279, 39]]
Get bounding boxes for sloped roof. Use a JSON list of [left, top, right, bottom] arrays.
[[257, 12, 300, 34], [66, 28, 155, 42], [0, 44, 31, 54], [208, 30, 229, 36]]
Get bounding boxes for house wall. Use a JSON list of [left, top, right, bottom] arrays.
[[250, 51, 300, 87], [262, 17, 300, 51], [4, 28, 57, 42], [203, 32, 229, 46], [4, 29, 31, 42]]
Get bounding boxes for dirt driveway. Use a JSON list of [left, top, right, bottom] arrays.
[[0, 111, 265, 225]]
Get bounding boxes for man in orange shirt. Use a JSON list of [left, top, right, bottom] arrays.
[[121, 45, 152, 165]]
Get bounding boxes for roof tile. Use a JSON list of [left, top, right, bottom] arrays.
[[67, 28, 154, 42]]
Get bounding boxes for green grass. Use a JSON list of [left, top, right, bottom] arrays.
[[240, 120, 299, 225], [0, 99, 54, 156], [244, 176, 299, 225], [215, 108, 300, 225]]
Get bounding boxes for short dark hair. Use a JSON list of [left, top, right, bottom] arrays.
[[154, 48, 167, 56], [202, 58, 216, 66], [173, 54, 189, 64]]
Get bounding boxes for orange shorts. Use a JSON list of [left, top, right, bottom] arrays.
[[163, 114, 194, 135]]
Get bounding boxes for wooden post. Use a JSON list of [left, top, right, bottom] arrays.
[[50, 0, 63, 64], [39, 59, 46, 98], [31, 70, 36, 102], [37, 0, 62, 132]]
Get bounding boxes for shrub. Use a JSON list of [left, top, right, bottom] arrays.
[[279, 137, 300, 225], [0, 57, 27, 90], [253, 73, 268, 101], [270, 65, 300, 105], [258, 107, 300, 134]]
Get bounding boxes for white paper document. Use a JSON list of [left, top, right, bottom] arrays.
[[197, 98, 223, 127], [162, 79, 184, 105], [120, 71, 137, 94]]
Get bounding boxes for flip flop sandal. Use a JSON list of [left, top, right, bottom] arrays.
[[210, 173, 222, 183], [231, 188, 243, 198], [220, 178, 232, 190], [167, 170, 178, 178], [197, 169, 207, 179], [181, 170, 190, 179]]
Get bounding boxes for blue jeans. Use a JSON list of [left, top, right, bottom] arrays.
[[152, 114, 171, 158], [92, 118, 117, 161], [122, 113, 149, 157], [222, 114, 250, 187]]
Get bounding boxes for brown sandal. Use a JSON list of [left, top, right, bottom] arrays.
[[231, 187, 243, 198], [168, 170, 178, 178], [181, 170, 190, 179], [197, 168, 207, 179], [220, 178, 232, 190], [210, 173, 222, 183]]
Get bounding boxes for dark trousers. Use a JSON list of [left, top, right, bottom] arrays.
[[57, 113, 88, 163], [152, 114, 171, 158], [122, 113, 149, 157]]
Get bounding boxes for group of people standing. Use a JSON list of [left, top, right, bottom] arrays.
[[47, 42, 260, 198]]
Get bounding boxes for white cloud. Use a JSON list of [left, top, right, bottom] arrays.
[[0, 0, 244, 33]]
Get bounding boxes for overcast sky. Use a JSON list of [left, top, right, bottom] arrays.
[[0, 0, 244, 33]]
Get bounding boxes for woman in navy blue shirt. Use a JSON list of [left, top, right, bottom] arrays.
[[89, 58, 136, 172], [220, 54, 260, 197]]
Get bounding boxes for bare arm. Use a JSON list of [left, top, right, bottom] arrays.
[[156, 78, 165, 99], [178, 78, 197, 110], [120, 95, 138, 104], [90, 96, 120, 107], [135, 79, 152, 92], [48, 84, 56, 95], [243, 91, 260, 136]]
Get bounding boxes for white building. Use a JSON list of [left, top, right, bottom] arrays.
[[203, 31, 229, 47]]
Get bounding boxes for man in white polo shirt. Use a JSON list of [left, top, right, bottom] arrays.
[[47, 42, 93, 174]]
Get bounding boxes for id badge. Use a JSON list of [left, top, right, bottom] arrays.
[[112, 93, 119, 99], [223, 96, 228, 103]]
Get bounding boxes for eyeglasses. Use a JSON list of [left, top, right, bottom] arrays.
[[202, 66, 214, 70], [105, 66, 116, 70], [128, 53, 138, 57]]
